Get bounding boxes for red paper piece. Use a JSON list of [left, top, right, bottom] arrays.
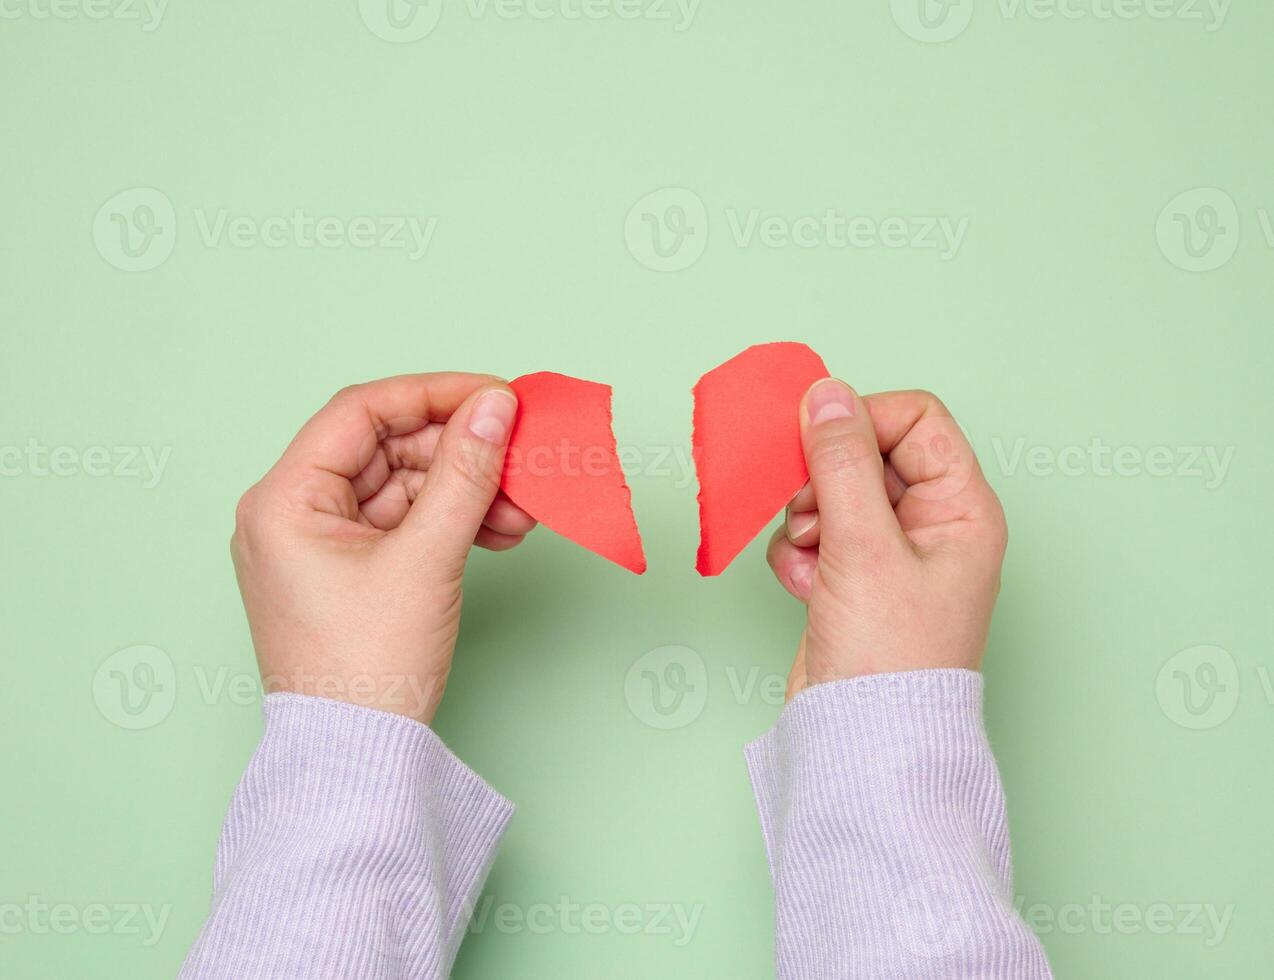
[[693, 342, 830, 576], [502, 372, 646, 574]]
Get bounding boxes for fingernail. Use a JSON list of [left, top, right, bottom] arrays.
[[469, 389, 517, 445], [807, 378, 855, 426], [787, 511, 818, 539]]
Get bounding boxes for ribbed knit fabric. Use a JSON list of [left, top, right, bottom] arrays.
[[178, 694, 514, 980], [181, 674, 1050, 978], [746, 668, 1053, 979]]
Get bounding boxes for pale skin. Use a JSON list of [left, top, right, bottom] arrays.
[[767, 379, 1007, 699], [231, 373, 536, 725], [232, 374, 1006, 724]]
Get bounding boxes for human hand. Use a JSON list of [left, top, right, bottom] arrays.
[[230, 373, 536, 725], [766, 382, 1007, 699]]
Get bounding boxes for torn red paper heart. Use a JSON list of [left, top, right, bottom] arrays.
[[693, 342, 830, 576], [502, 372, 646, 574]]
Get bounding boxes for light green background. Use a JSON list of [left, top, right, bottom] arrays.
[[2, 1, 1271, 977]]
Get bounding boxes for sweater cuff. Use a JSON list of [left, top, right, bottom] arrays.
[[744, 670, 1001, 883], [744, 668, 985, 773], [208, 694, 514, 968], [253, 691, 515, 832]]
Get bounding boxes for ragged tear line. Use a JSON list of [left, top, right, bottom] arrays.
[[692, 342, 829, 576], [501, 371, 646, 574]]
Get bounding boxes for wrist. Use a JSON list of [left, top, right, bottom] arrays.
[[257, 665, 447, 725]]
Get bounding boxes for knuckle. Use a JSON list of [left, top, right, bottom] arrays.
[[233, 485, 263, 532], [959, 489, 1008, 565], [809, 426, 879, 477], [448, 440, 502, 496], [329, 383, 367, 409], [910, 388, 950, 416], [381, 437, 405, 470], [231, 483, 272, 558]]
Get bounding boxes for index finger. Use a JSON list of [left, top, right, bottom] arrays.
[[862, 389, 989, 522]]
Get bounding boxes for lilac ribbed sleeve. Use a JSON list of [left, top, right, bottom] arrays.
[[745, 669, 1052, 979], [178, 694, 514, 980], [181, 674, 1049, 978]]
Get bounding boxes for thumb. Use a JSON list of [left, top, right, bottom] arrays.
[[399, 384, 518, 575], [800, 378, 901, 558]]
